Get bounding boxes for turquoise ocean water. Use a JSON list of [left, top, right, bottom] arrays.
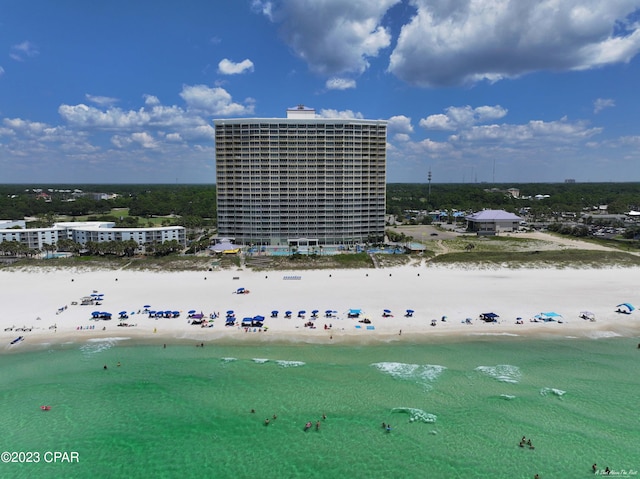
[[1, 337, 639, 479]]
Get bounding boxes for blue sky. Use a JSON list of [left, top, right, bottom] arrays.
[[2, 0, 640, 184]]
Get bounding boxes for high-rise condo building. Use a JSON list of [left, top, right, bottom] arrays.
[[214, 106, 387, 247]]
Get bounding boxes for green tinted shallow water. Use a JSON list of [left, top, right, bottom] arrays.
[[1, 338, 638, 479]]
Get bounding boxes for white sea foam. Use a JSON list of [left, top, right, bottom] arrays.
[[275, 360, 305, 368], [540, 387, 566, 398], [476, 364, 522, 383], [252, 358, 269, 364], [587, 331, 622, 339], [500, 394, 516, 400], [80, 337, 130, 355], [221, 357, 237, 363], [372, 362, 446, 390], [391, 407, 437, 423]]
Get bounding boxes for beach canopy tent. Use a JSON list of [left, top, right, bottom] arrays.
[[311, 310, 319, 315], [298, 310, 306, 317], [285, 311, 292, 316], [479, 312, 499, 322], [241, 318, 253, 326], [271, 310, 278, 317], [348, 309, 362, 318], [616, 303, 635, 313], [535, 312, 562, 322], [405, 309, 414, 317], [236, 288, 245, 294], [579, 311, 596, 321]]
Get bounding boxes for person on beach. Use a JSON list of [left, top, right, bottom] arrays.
[[592, 464, 597, 473], [316, 421, 320, 431], [264, 418, 270, 426], [322, 414, 326, 420]]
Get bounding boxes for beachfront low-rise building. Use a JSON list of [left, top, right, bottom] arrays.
[[0, 221, 186, 251], [465, 210, 523, 235]]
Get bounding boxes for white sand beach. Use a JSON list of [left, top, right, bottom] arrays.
[[2, 263, 640, 352]]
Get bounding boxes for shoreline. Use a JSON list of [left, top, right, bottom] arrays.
[[3, 264, 640, 354]]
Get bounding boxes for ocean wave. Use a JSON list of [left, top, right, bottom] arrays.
[[500, 394, 516, 400], [476, 364, 522, 383], [372, 362, 446, 390], [540, 387, 566, 398], [470, 332, 520, 337], [587, 331, 622, 339], [275, 360, 305, 368], [252, 358, 269, 364], [391, 407, 437, 423], [221, 357, 237, 363], [80, 337, 130, 356]]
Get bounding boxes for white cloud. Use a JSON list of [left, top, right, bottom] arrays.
[[389, 0, 640, 87], [0, 66, 4, 77], [179, 84, 254, 115], [85, 94, 119, 107], [261, 0, 400, 76], [218, 58, 255, 75], [387, 115, 414, 134], [144, 94, 161, 106], [325, 78, 356, 90], [317, 109, 364, 119], [594, 98, 616, 113], [10, 41, 39, 61], [420, 105, 508, 130], [252, 0, 274, 21], [131, 132, 158, 149], [450, 118, 601, 143]]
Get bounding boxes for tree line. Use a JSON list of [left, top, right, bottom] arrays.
[[1, 182, 639, 224]]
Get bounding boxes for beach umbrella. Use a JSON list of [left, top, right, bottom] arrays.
[[285, 310, 292, 316], [254, 315, 265, 321], [143, 305, 151, 308], [312, 310, 319, 315], [406, 309, 414, 313], [172, 311, 180, 316], [227, 310, 234, 315], [384, 309, 391, 313], [188, 309, 196, 314], [616, 303, 635, 312]]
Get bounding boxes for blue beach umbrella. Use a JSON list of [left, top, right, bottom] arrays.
[[143, 305, 151, 308], [188, 309, 196, 314]]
